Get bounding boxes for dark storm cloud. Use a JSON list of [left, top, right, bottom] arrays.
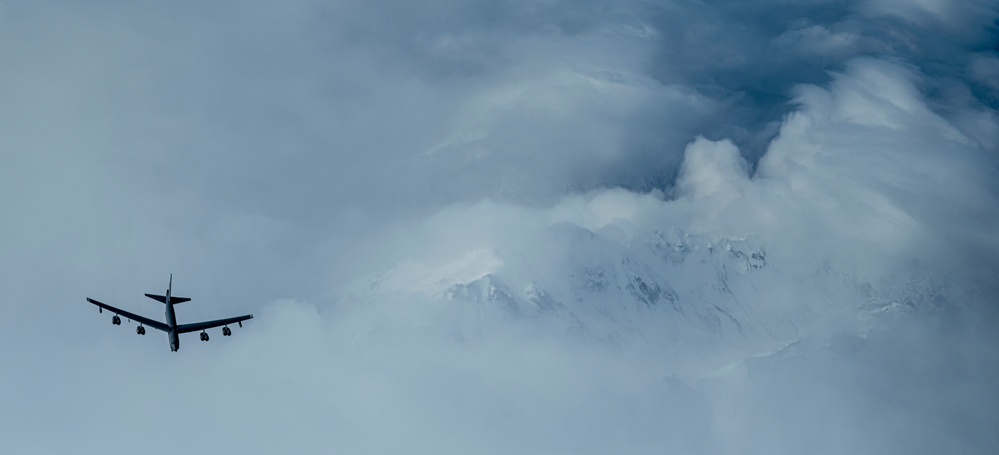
[[638, 0, 998, 166]]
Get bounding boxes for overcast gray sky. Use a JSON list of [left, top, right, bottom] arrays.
[[2, 1, 998, 453]]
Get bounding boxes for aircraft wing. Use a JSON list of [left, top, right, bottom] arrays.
[[176, 314, 253, 334], [86, 298, 171, 333]]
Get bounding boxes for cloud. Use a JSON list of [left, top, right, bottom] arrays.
[[675, 137, 750, 201], [1, 1, 997, 454], [325, 55, 997, 455]]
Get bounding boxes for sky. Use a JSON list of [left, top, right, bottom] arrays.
[[1, 1, 998, 453]]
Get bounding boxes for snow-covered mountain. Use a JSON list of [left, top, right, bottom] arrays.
[[334, 219, 930, 369]]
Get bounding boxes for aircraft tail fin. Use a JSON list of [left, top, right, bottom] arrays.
[[145, 293, 191, 304]]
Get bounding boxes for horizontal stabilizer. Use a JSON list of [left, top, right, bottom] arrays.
[[145, 293, 191, 304]]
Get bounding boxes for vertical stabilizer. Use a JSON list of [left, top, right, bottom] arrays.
[[145, 274, 191, 304]]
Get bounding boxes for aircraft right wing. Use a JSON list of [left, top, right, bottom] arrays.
[[86, 298, 171, 332], [175, 314, 253, 334]]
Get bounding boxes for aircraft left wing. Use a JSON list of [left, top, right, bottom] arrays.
[[86, 298, 171, 332], [176, 314, 253, 334]]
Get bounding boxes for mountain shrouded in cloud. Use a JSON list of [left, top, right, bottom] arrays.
[[1, 1, 997, 453]]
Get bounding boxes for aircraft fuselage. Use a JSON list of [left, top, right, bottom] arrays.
[[165, 286, 180, 352]]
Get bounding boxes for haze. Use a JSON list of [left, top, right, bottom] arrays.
[[2, 1, 997, 453]]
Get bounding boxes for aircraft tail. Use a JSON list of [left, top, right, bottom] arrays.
[[145, 293, 191, 304]]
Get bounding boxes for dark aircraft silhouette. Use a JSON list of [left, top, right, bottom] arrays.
[[87, 274, 252, 352]]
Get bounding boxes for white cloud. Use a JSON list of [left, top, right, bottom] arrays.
[[1, 1, 997, 454], [675, 137, 749, 202]]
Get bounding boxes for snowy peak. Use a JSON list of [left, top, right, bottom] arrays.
[[638, 227, 769, 275], [444, 274, 522, 318], [568, 256, 680, 310], [363, 248, 504, 297], [340, 223, 801, 350]]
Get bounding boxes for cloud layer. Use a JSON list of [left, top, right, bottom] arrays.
[[2, 1, 998, 453]]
